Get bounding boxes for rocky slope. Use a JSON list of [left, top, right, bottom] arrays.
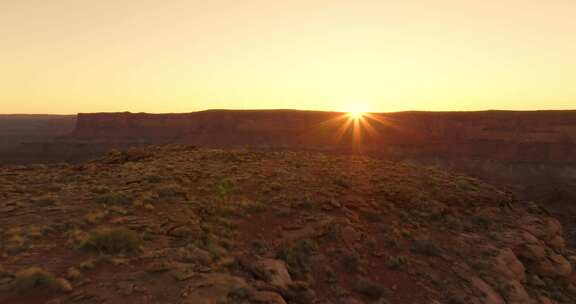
[[1, 146, 575, 304]]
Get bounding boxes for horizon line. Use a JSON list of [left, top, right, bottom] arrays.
[[3, 108, 576, 116]]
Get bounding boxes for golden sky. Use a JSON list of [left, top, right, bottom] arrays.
[[2, 0, 575, 114]]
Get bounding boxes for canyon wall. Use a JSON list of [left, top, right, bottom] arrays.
[[66, 110, 576, 163], [0, 115, 76, 163]]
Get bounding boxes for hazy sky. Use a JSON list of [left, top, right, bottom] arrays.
[[2, 0, 575, 114]]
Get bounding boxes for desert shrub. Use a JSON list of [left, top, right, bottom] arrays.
[[251, 240, 268, 255], [145, 175, 162, 183], [33, 195, 56, 205], [290, 199, 317, 212], [4, 234, 29, 253], [66, 228, 89, 249], [90, 186, 108, 194], [13, 267, 58, 291], [324, 266, 337, 284], [411, 239, 440, 256], [95, 192, 131, 205], [215, 179, 236, 200], [317, 222, 338, 243], [239, 200, 266, 214], [100, 149, 151, 164], [85, 210, 108, 224], [217, 236, 235, 250], [213, 204, 237, 218], [0, 265, 8, 277], [386, 255, 409, 269], [353, 278, 386, 300], [227, 287, 251, 301], [220, 151, 243, 163], [266, 181, 284, 192], [80, 258, 98, 270], [340, 252, 361, 272], [285, 281, 316, 303], [27, 225, 50, 239], [473, 213, 492, 228], [156, 184, 186, 198], [333, 175, 351, 188], [83, 227, 141, 254], [277, 239, 318, 278], [363, 210, 383, 222]]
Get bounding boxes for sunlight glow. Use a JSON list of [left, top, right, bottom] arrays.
[[2, 1, 576, 113], [348, 110, 365, 120]]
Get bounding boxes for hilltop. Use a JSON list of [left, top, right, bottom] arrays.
[[1, 146, 575, 303]]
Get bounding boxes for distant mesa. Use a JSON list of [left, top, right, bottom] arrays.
[[65, 110, 576, 163]]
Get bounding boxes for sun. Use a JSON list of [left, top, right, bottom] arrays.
[[348, 110, 365, 120], [341, 102, 371, 119]]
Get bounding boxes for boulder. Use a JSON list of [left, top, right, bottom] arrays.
[[533, 252, 572, 278], [168, 225, 201, 238], [494, 249, 526, 282], [285, 281, 316, 304], [539, 296, 557, 304], [257, 259, 293, 290], [516, 243, 546, 261], [547, 235, 566, 253], [470, 276, 505, 304], [502, 280, 534, 304], [520, 218, 562, 241], [252, 291, 288, 304], [182, 273, 249, 304], [341, 226, 359, 248], [177, 246, 212, 265], [241, 257, 293, 290]]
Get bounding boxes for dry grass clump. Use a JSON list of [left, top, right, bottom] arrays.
[[13, 267, 58, 291], [84, 209, 108, 224], [215, 179, 236, 201], [353, 278, 386, 300], [156, 184, 186, 198], [386, 255, 409, 269], [239, 200, 267, 214], [99, 149, 151, 164], [411, 239, 440, 256], [83, 227, 141, 254], [3, 227, 30, 253], [95, 192, 131, 205]]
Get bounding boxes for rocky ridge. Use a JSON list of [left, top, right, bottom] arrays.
[[0, 146, 575, 303]]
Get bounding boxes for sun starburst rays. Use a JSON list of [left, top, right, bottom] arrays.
[[335, 111, 392, 152]]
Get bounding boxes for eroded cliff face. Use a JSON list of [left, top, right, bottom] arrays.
[[68, 110, 576, 163]]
